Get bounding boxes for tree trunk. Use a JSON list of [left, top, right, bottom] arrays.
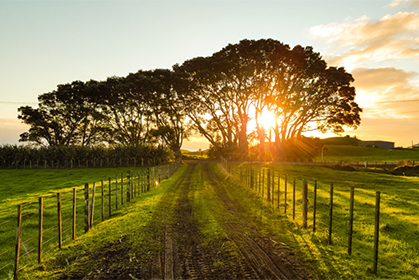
[[238, 116, 249, 159]]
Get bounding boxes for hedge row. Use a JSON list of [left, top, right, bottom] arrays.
[[0, 145, 171, 169]]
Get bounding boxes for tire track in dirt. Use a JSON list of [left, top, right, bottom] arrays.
[[203, 163, 315, 280], [168, 162, 255, 279], [169, 163, 218, 279]]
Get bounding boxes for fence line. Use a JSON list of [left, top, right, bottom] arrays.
[[220, 157, 394, 276], [0, 160, 181, 279]]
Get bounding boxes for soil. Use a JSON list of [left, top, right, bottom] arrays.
[[62, 162, 316, 279]]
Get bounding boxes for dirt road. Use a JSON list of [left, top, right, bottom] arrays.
[[63, 162, 315, 279], [160, 162, 314, 279]]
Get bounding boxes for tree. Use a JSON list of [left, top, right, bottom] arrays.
[[101, 70, 187, 158], [176, 39, 283, 158], [147, 69, 189, 159], [175, 56, 240, 157], [18, 80, 108, 146], [176, 39, 361, 160], [270, 46, 362, 142], [101, 74, 155, 147]]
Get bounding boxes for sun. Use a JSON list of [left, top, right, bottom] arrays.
[[259, 109, 276, 129]]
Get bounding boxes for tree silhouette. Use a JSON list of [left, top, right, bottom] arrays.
[[17, 38, 362, 161], [18, 80, 108, 146]]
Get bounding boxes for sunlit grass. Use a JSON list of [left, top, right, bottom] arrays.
[[0, 166, 157, 279], [3, 160, 419, 279], [319, 145, 419, 163], [17, 164, 187, 279], [224, 162, 419, 279]]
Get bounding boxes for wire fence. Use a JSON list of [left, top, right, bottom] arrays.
[[220, 157, 419, 278], [0, 160, 181, 279]]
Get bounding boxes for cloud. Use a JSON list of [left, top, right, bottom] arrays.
[[310, 12, 419, 66], [389, 0, 419, 8], [349, 67, 419, 119], [309, 6, 419, 146], [351, 67, 417, 88]]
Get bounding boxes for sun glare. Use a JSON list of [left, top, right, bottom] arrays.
[[260, 110, 276, 129]]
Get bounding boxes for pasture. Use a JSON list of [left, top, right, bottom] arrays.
[[224, 161, 419, 279], [319, 144, 419, 163], [1, 146, 419, 279], [0, 165, 176, 279]]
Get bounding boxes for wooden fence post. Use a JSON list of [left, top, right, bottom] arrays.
[[127, 172, 131, 203], [250, 167, 254, 189], [313, 181, 317, 232], [277, 174, 281, 209], [147, 168, 150, 191], [293, 178, 296, 220], [302, 180, 308, 229], [139, 170, 141, 193], [284, 175, 288, 214], [373, 191, 381, 274], [140, 170, 143, 193], [115, 175, 118, 209], [57, 193, 62, 249], [262, 169, 265, 199], [84, 183, 89, 233], [328, 184, 334, 245], [101, 180, 105, 222], [72, 188, 76, 240], [90, 183, 96, 228], [121, 173, 124, 205], [38, 198, 43, 264], [348, 187, 355, 255], [271, 170, 275, 204], [14, 204, 22, 280], [133, 171, 136, 197], [108, 177, 112, 218], [267, 169, 271, 201]]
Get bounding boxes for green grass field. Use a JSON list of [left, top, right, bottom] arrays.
[[318, 145, 419, 163], [1, 146, 419, 279], [0, 166, 164, 279], [225, 162, 419, 279]]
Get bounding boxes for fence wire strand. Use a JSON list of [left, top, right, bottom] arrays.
[[0, 263, 12, 272], [21, 236, 36, 245], [0, 249, 10, 257], [0, 219, 13, 227], [43, 235, 56, 246], [20, 247, 36, 258], [0, 208, 13, 214]]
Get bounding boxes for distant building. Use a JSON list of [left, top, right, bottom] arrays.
[[358, 140, 395, 149]]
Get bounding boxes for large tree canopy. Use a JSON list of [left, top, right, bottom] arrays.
[[18, 38, 361, 161], [176, 39, 361, 159]]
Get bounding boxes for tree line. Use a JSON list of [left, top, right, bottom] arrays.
[[17, 39, 362, 161]]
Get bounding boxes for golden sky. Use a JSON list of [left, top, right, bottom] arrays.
[[1, 0, 418, 149]]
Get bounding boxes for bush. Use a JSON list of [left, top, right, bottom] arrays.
[[0, 144, 171, 168]]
